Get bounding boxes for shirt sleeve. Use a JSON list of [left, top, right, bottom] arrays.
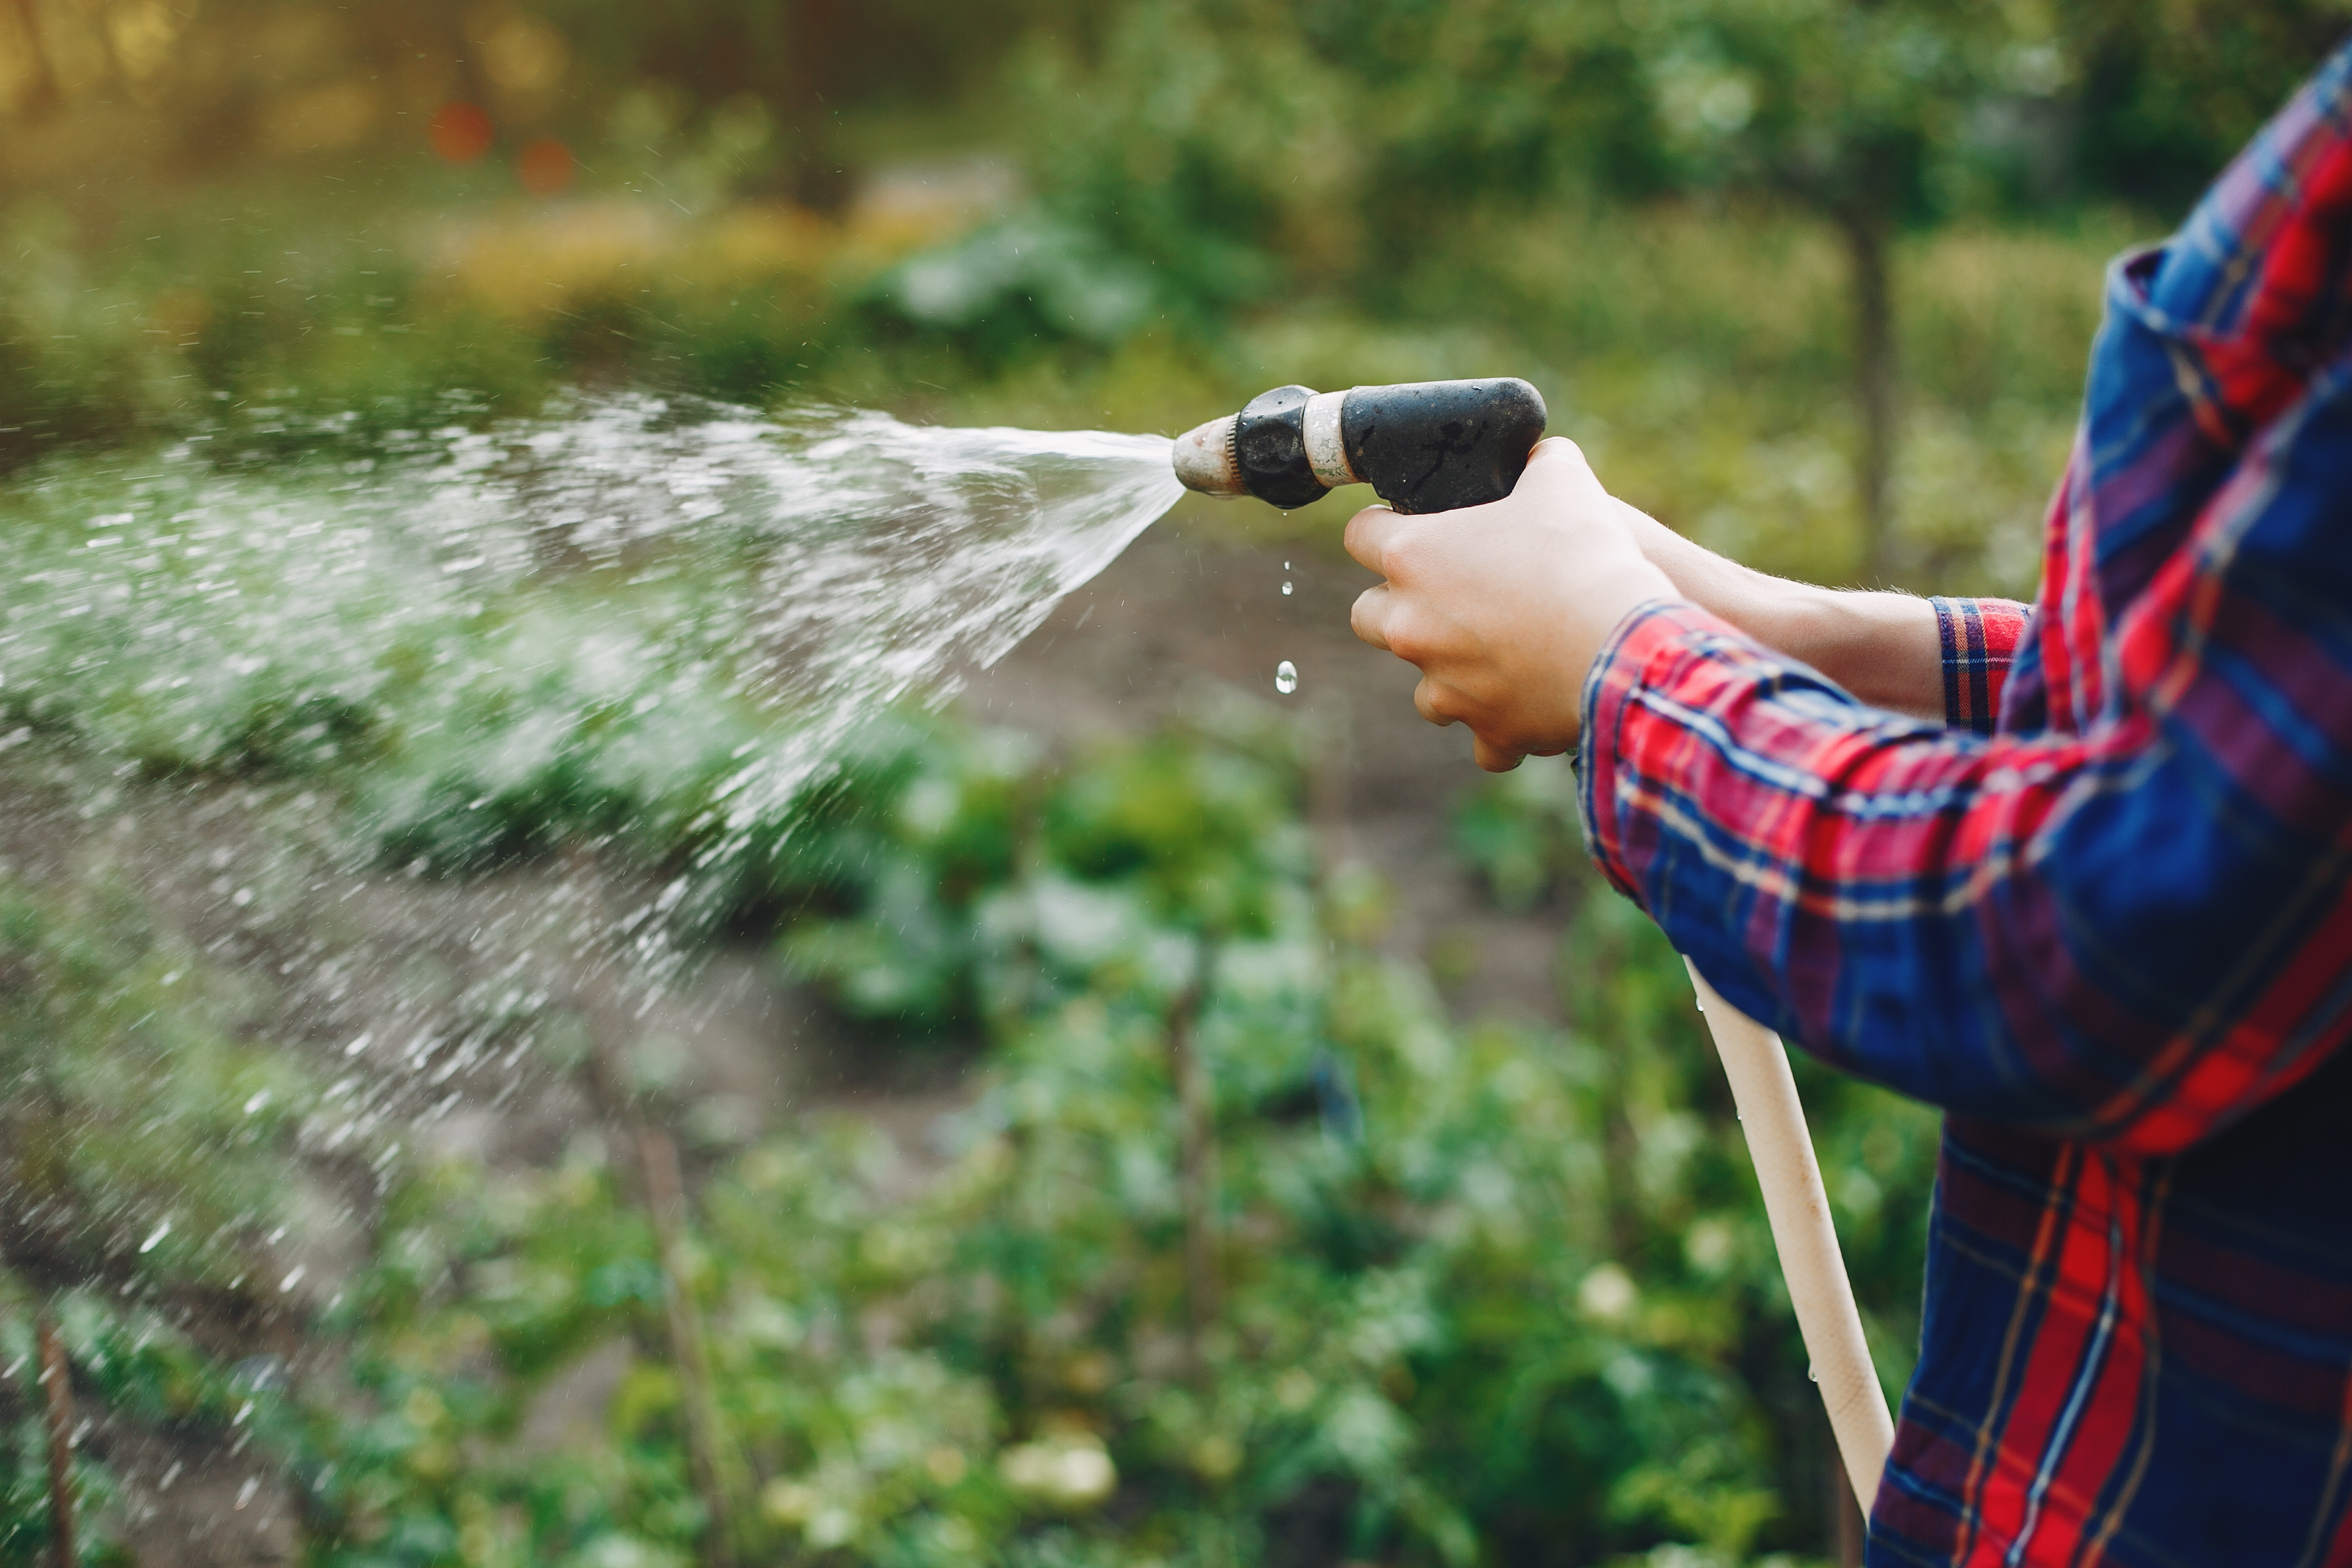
[[1578, 380, 2352, 1154], [1928, 597, 2029, 736]]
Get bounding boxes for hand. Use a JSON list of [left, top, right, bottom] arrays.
[[1345, 438, 1677, 770]]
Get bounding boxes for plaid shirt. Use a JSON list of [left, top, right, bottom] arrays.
[[1578, 45, 2352, 1568]]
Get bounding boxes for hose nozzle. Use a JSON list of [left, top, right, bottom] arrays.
[[1173, 377, 1546, 516]]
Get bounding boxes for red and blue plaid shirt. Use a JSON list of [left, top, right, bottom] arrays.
[[1578, 45, 2352, 1568]]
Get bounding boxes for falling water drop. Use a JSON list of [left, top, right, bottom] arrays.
[[1281, 580, 1293, 596], [1275, 660, 1298, 695]]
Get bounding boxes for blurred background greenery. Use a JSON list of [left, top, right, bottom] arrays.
[[5, 0, 2345, 582], [1, 2, 2346, 1566]]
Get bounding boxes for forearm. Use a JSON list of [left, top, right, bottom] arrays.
[[1611, 500, 1943, 720]]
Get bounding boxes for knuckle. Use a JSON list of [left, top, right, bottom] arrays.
[[1382, 529, 1435, 581], [1344, 505, 1396, 570], [1532, 435, 1589, 472]]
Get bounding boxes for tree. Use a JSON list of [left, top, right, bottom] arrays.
[[1614, 1, 2059, 578]]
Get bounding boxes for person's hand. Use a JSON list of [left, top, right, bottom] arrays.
[[1345, 438, 1677, 770]]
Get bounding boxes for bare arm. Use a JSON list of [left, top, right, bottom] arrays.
[[1607, 500, 1944, 722]]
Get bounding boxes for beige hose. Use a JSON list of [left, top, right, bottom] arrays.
[[1684, 960, 1894, 1512]]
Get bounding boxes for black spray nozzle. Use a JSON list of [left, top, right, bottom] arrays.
[[1173, 377, 1547, 516]]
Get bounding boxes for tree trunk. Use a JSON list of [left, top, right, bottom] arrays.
[[5, 0, 61, 120], [1841, 209, 1899, 583], [785, 0, 850, 210], [38, 1306, 75, 1568]]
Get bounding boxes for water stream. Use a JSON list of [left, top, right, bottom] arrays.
[[0, 393, 1182, 983]]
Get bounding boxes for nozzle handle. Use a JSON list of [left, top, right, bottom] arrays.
[[1173, 377, 1548, 516], [1342, 377, 1547, 515]]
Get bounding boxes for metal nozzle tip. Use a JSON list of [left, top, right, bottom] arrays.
[[1172, 414, 1245, 497]]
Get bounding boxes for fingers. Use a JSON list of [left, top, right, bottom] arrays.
[[1349, 583, 1393, 650], [1423, 675, 1549, 771], [1412, 675, 1460, 726], [1343, 504, 1407, 575], [1520, 435, 1603, 495], [1472, 735, 1526, 772]]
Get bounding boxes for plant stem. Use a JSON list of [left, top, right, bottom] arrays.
[[1167, 974, 1218, 1377], [637, 1121, 745, 1567], [37, 1305, 75, 1568], [568, 852, 745, 1568]]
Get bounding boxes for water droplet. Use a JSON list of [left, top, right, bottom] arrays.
[[1281, 580, 1293, 595], [139, 1219, 171, 1254], [1275, 660, 1298, 695]]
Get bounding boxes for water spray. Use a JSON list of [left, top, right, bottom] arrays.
[[1180, 374, 1894, 1513]]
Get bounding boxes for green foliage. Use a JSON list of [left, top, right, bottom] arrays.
[[1450, 756, 1585, 915], [740, 715, 1936, 1560], [0, 709, 1850, 1566], [0, 1282, 297, 1564], [2064, 0, 2352, 208], [986, 0, 2325, 328], [0, 871, 317, 1563], [0, 672, 1937, 1564], [0, 872, 311, 1295]]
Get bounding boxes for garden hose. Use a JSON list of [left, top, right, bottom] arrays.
[[1687, 963, 1894, 1511], [1179, 377, 1895, 1511]]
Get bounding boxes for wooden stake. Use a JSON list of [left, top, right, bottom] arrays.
[[1684, 961, 1893, 1515], [37, 1305, 75, 1568]]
